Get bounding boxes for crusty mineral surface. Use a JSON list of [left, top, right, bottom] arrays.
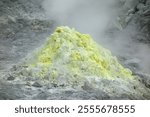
[[24, 26, 133, 85], [9, 26, 148, 100]]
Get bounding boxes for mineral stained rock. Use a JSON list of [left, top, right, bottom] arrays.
[[24, 26, 133, 86], [2, 27, 150, 99]]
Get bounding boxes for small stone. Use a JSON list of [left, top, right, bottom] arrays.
[[26, 81, 31, 86], [53, 83, 58, 88], [133, 86, 136, 89], [82, 81, 93, 91], [32, 82, 42, 88], [7, 76, 15, 80], [11, 65, 17, 71]]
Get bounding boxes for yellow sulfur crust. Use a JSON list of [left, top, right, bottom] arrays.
[[26, 26, 133, 81]]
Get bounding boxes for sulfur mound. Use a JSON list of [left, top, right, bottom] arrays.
[[23, 26, 134, 86]]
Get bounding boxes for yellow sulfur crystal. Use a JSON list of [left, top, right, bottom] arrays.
[[26, 26, 133, 84]]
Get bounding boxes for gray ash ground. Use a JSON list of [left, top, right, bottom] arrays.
[[0, 0, 150, 100]]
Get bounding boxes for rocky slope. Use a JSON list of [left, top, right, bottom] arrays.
[[0, 0, 54, 99], [0, 0, 54, 71], [119, 0, 150, 43], [0, 0, 150, 100]]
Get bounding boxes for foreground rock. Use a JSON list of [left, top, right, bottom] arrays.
[[3, 26, 150, 100]]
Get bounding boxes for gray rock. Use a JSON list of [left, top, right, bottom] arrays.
[[135, 72, 150, 88], [32, 91, 49, 100], [7, 75, 15, 80], [0, 81, 24, 99], [32, 82, 42, 88]]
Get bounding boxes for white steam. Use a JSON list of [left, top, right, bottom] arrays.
[[42, 0, 119, 39], [42, 0, 150, 73]]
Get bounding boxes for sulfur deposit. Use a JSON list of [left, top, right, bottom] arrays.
[[23, 26, 134, 86]]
